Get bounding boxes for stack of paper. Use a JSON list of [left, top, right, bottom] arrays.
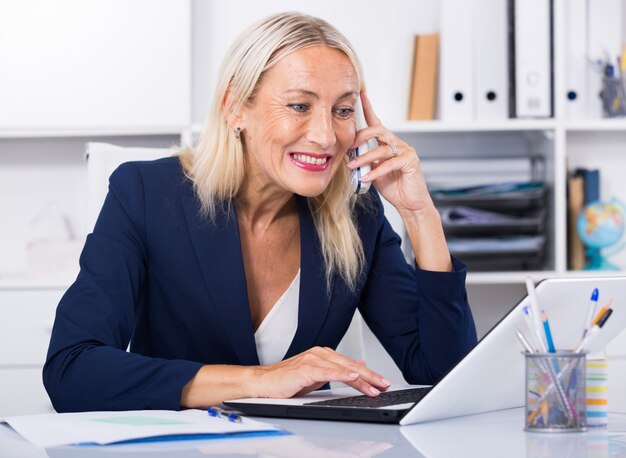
[[4, 409, 286, 447]]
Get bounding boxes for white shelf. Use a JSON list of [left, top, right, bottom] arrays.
[[564, 119, 626, 132], [391, 119, 557, 133], [0, 126, 186, 139]]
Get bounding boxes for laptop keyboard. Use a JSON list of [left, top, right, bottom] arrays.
[[303, 387, 432, 408]]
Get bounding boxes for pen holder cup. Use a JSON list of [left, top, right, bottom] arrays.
[[524, 352, 587, 433], [601, 76, 626, 117]]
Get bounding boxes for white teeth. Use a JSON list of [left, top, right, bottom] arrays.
[[292, 154, 328, 165]]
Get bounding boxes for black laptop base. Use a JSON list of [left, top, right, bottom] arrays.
[[223, 402, 408, 424]]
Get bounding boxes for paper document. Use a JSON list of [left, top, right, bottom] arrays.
[[5, 409, 286, 447]]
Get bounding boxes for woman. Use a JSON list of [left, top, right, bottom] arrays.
[[43, 12, 477, 412]]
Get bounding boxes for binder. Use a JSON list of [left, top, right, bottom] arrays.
[[510, 0, 553, 118], [473, 0, 509, 120], [586, 0, 623, 118], [408, 34, 439, 121], [438, 0, 474, 121], [576, 168, 600, 205], [567, 173, 585, 270], [565, 0, 588, 119]]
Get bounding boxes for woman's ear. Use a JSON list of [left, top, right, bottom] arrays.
[[222, 85, 245, 132]]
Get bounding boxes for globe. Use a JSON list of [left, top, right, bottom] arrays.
[[577, 199, 626, 270]]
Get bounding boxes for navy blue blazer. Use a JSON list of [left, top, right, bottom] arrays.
[[43, 157, 477, 412]]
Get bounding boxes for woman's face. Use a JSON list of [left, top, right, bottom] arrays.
[[239, 45, 359, 197]]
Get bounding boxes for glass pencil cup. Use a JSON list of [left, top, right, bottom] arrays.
[[524, 351, 587, 433]]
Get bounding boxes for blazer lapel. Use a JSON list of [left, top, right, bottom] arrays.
[[284, 196, 332, 359], [181, 196, 259, 366]]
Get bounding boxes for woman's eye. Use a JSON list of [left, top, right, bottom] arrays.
[[335, 107, 355, 118], [289, 103, 308, 112]]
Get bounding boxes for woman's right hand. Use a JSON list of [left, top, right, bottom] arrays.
[[251, 346, 391, 398]]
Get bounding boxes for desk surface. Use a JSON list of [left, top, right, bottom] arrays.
[[2, 407, 626, 458]]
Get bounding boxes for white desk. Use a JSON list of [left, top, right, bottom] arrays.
[[2, 407, 626, 458]]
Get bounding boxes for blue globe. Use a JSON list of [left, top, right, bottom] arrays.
[[577, 199, 625, 270]]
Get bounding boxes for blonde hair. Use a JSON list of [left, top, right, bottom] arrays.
[[180, 12, 367, 292]]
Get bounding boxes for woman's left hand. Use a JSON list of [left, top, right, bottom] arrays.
[[348, 91, 433, 215]]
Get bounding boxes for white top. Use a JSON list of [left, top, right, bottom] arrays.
[[254, 270, 300, 366]]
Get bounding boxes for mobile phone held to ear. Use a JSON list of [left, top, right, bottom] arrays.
[[349, 98, 375, 195]]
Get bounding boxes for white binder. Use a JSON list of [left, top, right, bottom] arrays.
[[586, 0, 623, 118], [473, 0, 509, 120], [565, 0, 588, 119], [438, 0, 474, 121], [513, 0, 553, 118]]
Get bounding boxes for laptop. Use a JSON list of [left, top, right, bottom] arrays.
[[225, 276, 626, 425]]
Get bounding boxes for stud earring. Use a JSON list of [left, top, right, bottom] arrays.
[[234, 127, 241, 139]]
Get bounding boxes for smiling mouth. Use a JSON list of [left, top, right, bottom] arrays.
[[290, 153, 330, 166]]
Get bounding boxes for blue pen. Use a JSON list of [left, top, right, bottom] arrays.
[[582, 288, 600, 338], [208, 406, 243, 423], [541, 311, 556, 353]]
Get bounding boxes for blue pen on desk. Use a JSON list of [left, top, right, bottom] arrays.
[[582, 288, 599, 338], [541, 311, 556, 353], [208, 406, 243, 423]]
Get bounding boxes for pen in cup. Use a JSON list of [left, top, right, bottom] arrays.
[[528, 305, 614, 424], [517, 327, 576, 425], [591, 299, 613, 327], [208, 406, 243, 423], [541, 311, 556, 353], [582, 288, 599, 338], [525, 277, 548, 353], [574, 308, 613, 354]]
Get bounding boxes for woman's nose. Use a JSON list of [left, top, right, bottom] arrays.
[[305, 109, 336, 150]]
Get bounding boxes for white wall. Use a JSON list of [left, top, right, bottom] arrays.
[[0, 0, 191, 129], [192, 0, 439, 125]]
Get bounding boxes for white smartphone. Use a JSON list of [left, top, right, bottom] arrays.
[[349, 98, 375, 194]]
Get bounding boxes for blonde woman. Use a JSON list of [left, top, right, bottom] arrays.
[[44, 12, 476, 412]]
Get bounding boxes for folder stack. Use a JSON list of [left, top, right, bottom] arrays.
[[425, 156, 548, 271], [432, 0, 554, 121]]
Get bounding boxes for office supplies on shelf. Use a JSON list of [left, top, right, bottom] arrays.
[[541, 311, 556, 353], [408, 34, 439, 120], [4, 409, 286, 447], [441, 207, 545, 236], [509, 0, 553, 118], [573, 167, 601, 269], [583, 288, 600, 337], [575, 168, 600, 205], [439, 0, 474, 121], [446, 235, 544, 254], [431, 181, 546, 210], [473, 0, 509, 120], [208, 406, 242, 423], [601, 74, 626, 117]]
